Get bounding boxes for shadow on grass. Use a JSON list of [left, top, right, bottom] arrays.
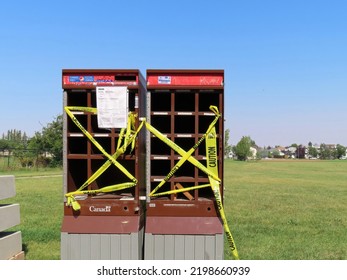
[[22, 243, 28, 256]]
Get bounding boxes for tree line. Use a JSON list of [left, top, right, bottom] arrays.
[[225, 130, 347, 161], [0, 115, 63, 168], [2, 120, 344, 167]]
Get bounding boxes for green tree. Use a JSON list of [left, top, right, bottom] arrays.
[[308, 146, 318, 158], [232, 136, 254, 161], [3, 129, 26, 149], [1, 129, 35, 167], [12, 133, 37, 168], [336, 144, 346, 159], [256, 148, 268, 159], [319, 144, 332, 160], [291, 143, 298, 148], [29, 115, 63, 167], [0, 139, 10, 150], [224, 129, 232, 157], [272, 149, 280, 158]]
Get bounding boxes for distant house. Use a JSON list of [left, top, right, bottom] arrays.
[[325, 144, 337, 150], [313, 144, 320, 150], [0, 149, 10, 156], [341, 147, 347, 159], [285, 146, 297, 158], [248, 147, 257, 160], [286, 146, 297, 153], [226, 151, 234, 159], [275, 146, 285, 157], [276, 146, 286, 152]]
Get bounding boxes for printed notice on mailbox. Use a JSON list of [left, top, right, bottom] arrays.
[[96, 86, 128, 128]]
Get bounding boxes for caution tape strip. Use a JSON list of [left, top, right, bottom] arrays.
[[149, 105, 221, 196], [144, 106, 221, 184], [65, 106, 136, 182], [146, 106, 240, 259], [66, 182, 136, 211], [150, 183, 211, 197], [64, 106, 143, 210], [206, 126, 240, 260], [75, 115, 144, 193]]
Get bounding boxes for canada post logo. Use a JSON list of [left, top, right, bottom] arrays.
[[69, 76, 94, 82], [158, 76, 171, 84]]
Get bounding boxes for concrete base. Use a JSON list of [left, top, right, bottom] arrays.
[[144, 233, 224, 260], [61, 213, 145, 259], [61, 229, 144, 260], [144, 216, 224, 260]]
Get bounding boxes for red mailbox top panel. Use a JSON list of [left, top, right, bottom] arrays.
[[62, 69, 142, 89], [147, 69, 224, 89]]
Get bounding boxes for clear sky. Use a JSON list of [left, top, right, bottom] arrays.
[[0, 0, 346, 147]]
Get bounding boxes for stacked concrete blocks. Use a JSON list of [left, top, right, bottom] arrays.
[[0, 175, 24, 260]]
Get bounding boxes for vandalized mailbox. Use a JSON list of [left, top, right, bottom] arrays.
[[61, 69, 146, 260], [144, 69, 230, 260], [60, 68, 239, 260]]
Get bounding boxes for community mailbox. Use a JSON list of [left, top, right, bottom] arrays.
[[144, 69, 225, 259], [61, 69, 146, 260]]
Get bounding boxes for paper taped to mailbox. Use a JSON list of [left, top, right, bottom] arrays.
[[96, 86, 128, 128]]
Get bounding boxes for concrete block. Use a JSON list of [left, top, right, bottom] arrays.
[[0, 175, 15, 200], [0, 231, 22, 260], [61, 231, 144, 260], [144, 233, 224, 260], [0, 204, 20, 232]]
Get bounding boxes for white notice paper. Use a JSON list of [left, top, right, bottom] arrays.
[[96, 86, 128, 128]]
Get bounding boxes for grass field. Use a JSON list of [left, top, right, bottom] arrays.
[[223, 159, 347, 260], [1, 160, 346, 260]]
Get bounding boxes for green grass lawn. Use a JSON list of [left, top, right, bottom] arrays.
[[223, 159, 347, 260], [1, 160, 346, 260]]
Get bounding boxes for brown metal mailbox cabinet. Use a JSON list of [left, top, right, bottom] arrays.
[[144, 69, 225, 259], [61, 69, 146, 260]]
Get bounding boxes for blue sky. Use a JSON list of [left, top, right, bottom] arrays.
[[0, 0, 346, 147]]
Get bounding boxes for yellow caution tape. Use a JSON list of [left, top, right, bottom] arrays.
[[64, 106, 143, 211], [64, 103, 240, 259], [66, 182, 137, 211], [150, 183, 211, 197], [77, 113, 142, 190], [77, 119, 144, 194], [117, 127, 126, 151], [69, 182, 137, 196], [65, 107, 135, 181], [149, 105, 221, 196], [147, 105, 240, 260], [206, 126, 240, 260], [145, 106, 221, 185]]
